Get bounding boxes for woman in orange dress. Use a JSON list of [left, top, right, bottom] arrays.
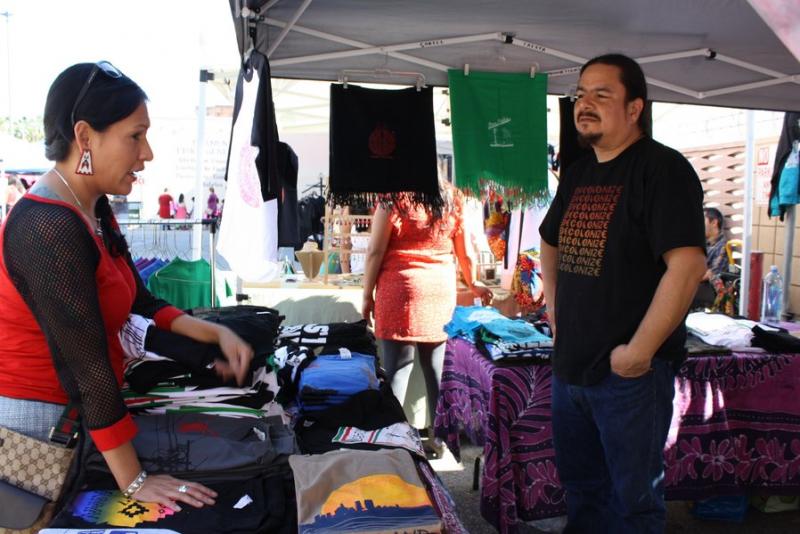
[[362, 184, 492, 439]]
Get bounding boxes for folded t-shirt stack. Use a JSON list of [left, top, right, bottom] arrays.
[[273, 320, 381, 408], [474, 329, 552, 364], [64, 410, 299, 533], [750, 324, 800, 353], [189, 305, 284, 361], [119, 305, 284, 418], [297, 350, 380, 411], [272, 345, 381, 412], [685, 312, 759, 351], [289, 448, 442, 534], [684, 311, 800, 354], [122, 306, 283, 381], [445, 305, 553, 363], [50, 477, 296, 534], [294, 380, 408, 453], [122, 369, 281, 420], [276, 319, 377, 355], [82, 412, 296, 483]]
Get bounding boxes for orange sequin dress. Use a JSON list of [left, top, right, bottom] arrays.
[[374, 194, 463, 343]]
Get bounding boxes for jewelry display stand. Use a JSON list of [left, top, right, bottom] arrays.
[[322, 205, 372, 284]]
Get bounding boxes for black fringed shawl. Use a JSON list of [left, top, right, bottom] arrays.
[[328, 83, 442, 210]]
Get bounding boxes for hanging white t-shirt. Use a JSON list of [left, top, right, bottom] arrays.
[[217, 61, 280, 282]]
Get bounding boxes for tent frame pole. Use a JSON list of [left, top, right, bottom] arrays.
[[192, 70, 211, 261], [740, 110, 756, 318], [267, 0, 313, 57], [264, 17, 451, 72], [270, 32, 500, 67], [701, 75, 800, 99], [715, 53, 789, 79], [782, 206, 795, 319]]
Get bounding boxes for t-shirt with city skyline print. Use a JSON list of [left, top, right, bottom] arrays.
[[539, 136, 705, 386], [289, 448, 441, 533]]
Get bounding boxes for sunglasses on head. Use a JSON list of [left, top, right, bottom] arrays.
[[70, 61, 123, 126]]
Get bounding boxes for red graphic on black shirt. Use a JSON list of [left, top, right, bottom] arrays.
[[368, 123, 396, 159], [557, 185, 622, 277]]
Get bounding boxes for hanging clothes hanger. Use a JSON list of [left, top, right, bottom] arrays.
[[156, 224, 170, 261], [338, 69, 427, 92]]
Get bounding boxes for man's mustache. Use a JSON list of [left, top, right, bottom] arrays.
[[578, 112, 600, 121]]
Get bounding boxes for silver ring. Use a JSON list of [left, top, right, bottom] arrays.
[[177, 484, 189, 493]]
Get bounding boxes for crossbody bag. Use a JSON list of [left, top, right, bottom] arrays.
[[0, 403, 81, 532]]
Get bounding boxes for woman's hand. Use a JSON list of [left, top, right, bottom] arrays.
[[362, 293, 375, 327], [215, 326, 254, 385], [168, 316, 253, 385], [133, 474, 217, 512], [471, 280, 494, 306]]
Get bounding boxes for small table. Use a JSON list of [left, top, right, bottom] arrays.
[[243, 280, 363, 324], [435, 338, 800, 533]]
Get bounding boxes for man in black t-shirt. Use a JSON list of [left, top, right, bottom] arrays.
[[539, 54, 706, 533]]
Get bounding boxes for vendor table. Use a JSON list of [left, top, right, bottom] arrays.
[[434, 337, 800, 533], [243, 279, 518, 324], [243, 279, 518, 429], [243, 280, 363, 324]]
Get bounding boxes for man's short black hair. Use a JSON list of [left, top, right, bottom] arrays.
[[704, 207, 725, 232], [581, 53, 649, 133]]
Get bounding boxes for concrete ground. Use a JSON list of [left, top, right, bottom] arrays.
[[431, 441, 800, 533]]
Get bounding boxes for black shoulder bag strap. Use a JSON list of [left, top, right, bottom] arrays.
[[48, 402, 81, 449]]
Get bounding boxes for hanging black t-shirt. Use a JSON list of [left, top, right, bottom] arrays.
[[225, 51, 280, 202], [558, 96, 593, 175], [539, 137, 705, 386], [276, 141, 301, 248], [296, 195, 326, 249]]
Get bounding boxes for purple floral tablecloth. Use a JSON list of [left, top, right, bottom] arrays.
[[434, 338, 800, 533]]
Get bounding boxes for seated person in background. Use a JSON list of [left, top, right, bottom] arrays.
[[703, 207, 728, 280], [692, 207, 728, 308]]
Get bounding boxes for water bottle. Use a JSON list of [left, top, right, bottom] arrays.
[[760, 265, 783, 324]]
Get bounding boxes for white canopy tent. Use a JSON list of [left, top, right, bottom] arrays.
[[226, 0, 800, 316], [229, 0, 800, 111]]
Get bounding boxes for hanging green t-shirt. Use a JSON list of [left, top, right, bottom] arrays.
[[147, 258, 230, 310]]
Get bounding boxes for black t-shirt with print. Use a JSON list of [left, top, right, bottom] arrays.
[[539, 137, 705, 386]]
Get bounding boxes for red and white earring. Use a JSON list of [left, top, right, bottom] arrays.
[[76, 149, 93, 175]]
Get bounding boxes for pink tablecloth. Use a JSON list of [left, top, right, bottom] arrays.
[[435, 338, 800, 533]]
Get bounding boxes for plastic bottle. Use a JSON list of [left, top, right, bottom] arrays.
[[760, 265, 783, 324]]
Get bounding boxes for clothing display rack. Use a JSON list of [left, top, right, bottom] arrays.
[[301, 175, 325, 197], [116, 218, 220, 307]]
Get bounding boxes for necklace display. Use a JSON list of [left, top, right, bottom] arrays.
[[51, 168, 103, 237]]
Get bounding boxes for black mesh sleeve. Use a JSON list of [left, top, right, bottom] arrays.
[[3, 199, 129, 432]]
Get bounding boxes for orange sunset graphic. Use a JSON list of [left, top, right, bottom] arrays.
[[302, 473, 440, 533], [321, 474, 430, 513]]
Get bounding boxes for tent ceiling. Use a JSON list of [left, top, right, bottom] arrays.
[[230, 0, 800, 112]]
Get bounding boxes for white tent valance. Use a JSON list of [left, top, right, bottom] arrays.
[[229, 0, 800, 112]]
